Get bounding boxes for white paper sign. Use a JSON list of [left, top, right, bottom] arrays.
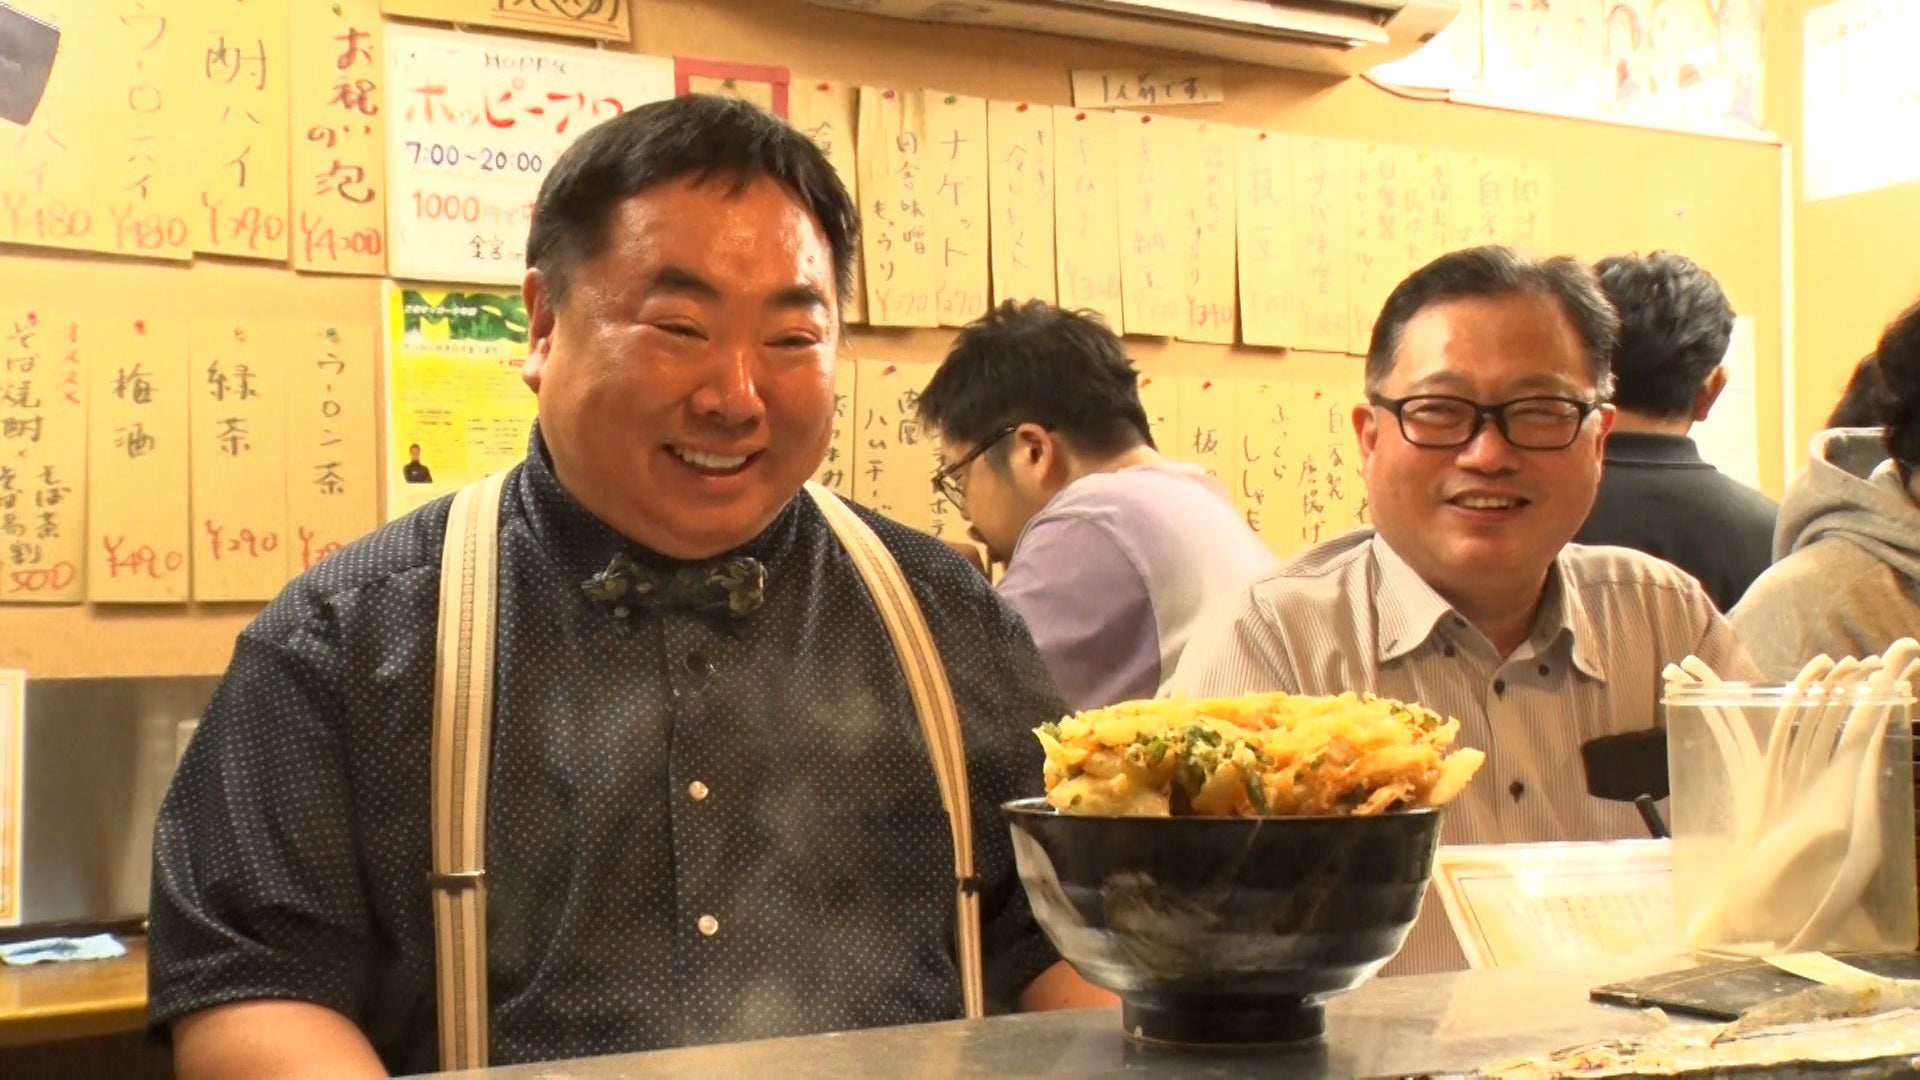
[[1803, 0, 1920, 201], [1692, 315, 1763, 491], [1433, 841, 1677, 969], [384, 25, 673, 284]]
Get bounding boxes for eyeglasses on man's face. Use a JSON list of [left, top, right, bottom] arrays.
[[1368, 393, 1602, 451], [932, 424, 1020, 514]]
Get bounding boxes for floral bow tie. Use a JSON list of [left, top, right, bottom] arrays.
[[581, 552, 767, 620]]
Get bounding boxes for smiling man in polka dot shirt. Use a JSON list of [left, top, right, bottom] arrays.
[[147, 96, 1107, 1079]]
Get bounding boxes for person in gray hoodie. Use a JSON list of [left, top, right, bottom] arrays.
[[1730, 298, 1920, 678]]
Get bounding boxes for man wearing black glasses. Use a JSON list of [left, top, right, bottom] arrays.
[[918, 300, 1274, 711], [1169, 245, 1757, 974]]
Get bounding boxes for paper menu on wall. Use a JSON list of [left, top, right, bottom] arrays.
[[0, 0, 95, 256], [813, 360, 858, 498], [1233, 379, 1295, 544], [1237, 129, 1298, 350], [677, 58, 789, 116], [1292, 136, 1351, 354], [380, 0, 632, 44], [1451, 152, 1507, 249], [0, 308, 86, 603], [986, 100, 1057, 307], [290, 0, 388, 276], [858, 87, 940, 328], [383, 24, 672, 285], [1347, 143, 1395, 354], [1289, 383, 1365, 548], [1506, 159, 1552, 256], [98, 0, 196, 262], [1115, 113, 1189, 338], [190, 321, 289, 602], [1176, 376, 1240, 501], [88, 316, 190, 603], [925, 92, 991, 328], [285, 322, 380, 579], [790, 78, 865, 323], [1401, 147, 1454, 280], [851, 360, 951, 536], [187, 0, 291, 262], [1179, 122, 1237, 345], [1803, 0, 1920, 201], [1136, 373, 1181, 453], [1052, 106, 1125, 335]]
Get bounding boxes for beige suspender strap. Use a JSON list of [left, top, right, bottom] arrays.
[[430, 468, 510, 1072], [803, 482, 985, 1020]]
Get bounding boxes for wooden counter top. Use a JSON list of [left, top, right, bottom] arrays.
[[0, 937, 147, 1048]]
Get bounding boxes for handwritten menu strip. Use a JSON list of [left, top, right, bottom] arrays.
[[285, 322, 379, 579], [1136, 373, 1181, 453], [0, 1, 99, 255], [1451, 152, 1509, 250], [1180, 122, 1237, 345], [1233, 380, 1298, 550], [1507, 158, 1552, 255], [924, 92, 990, 328], [986, 101, 1057, 306], [677, 58, 789, 117], [857, 88, 940, 328], [0, 309, 86, 603], [1291, 383, 1365, 546], [1052, 107, 1125, 334], [188, 0, 291, 262], [812, 360, 858, 498], [1070, 68, 1225, 109], [1116, 113, 1188, 338], [1292, 136, 1352, 354], [1351, 143, 1382, 351], [100, 0, 196, 262], [851, 360, 942, 534], [380, 0, 633, 44], [190, 321, 288, 602], [1236, 129, 1297, 349], [1402, 147, 1455, 280], [1177, 377, 1240, 500], [290, 0, 387, 276], [384, 23, 672, 285], [790, 78, 865, 324], [88, 317, 190, 603]]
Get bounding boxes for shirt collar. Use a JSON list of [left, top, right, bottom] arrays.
[[1369, 534, 1608, 682], [515, 424, 804, 590], [1603, 432, 1706, 467]]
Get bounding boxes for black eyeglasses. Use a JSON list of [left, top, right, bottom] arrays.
[[1369, 393, 1602, 451], [932, 424, 1020, 514]]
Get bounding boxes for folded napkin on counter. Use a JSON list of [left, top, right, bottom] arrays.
[[0, 933, 127, 965]]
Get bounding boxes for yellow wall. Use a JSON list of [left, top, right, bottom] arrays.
[[0, 0, 1790, 676], [1777, 0, 1920, 458]]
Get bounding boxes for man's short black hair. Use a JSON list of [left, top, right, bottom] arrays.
[[917, 301, 1155, 458], [1825, 354, 1891, 430], [1874, 298, 1920, 469], [526, 95, 859, 308], [1367, 245, 1620, 397], [1592, 251, 1735, 418]]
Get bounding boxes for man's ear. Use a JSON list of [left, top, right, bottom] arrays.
[[1692, 365, 1729, 422], [1352, 402, 1379, 468], [521, 268, 558, 392]]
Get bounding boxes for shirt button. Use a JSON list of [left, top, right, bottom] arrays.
[[1537, 663, 1550, 676], [697, 914, 719, 937], [1442, 643, 1457, 658], [688, 780, 710, 802], [1493, 678, 1507, 696], [1509, 779, 1526, 801]]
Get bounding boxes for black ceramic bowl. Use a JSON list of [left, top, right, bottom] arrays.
[[1003, 797, 1442, 1050]]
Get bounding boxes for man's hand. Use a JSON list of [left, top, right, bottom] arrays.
[[174, 1000, 387, 1080], [1017, 959, 1118, 1011]]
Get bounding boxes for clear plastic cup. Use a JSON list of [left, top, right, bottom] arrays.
[[1665, 682, 1916, 956]]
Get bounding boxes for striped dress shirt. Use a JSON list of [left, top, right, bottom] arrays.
[[1165, 530, 1759, 974]]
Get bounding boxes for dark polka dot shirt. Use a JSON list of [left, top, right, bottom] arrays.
[[147, 432, 1067, 1075]]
